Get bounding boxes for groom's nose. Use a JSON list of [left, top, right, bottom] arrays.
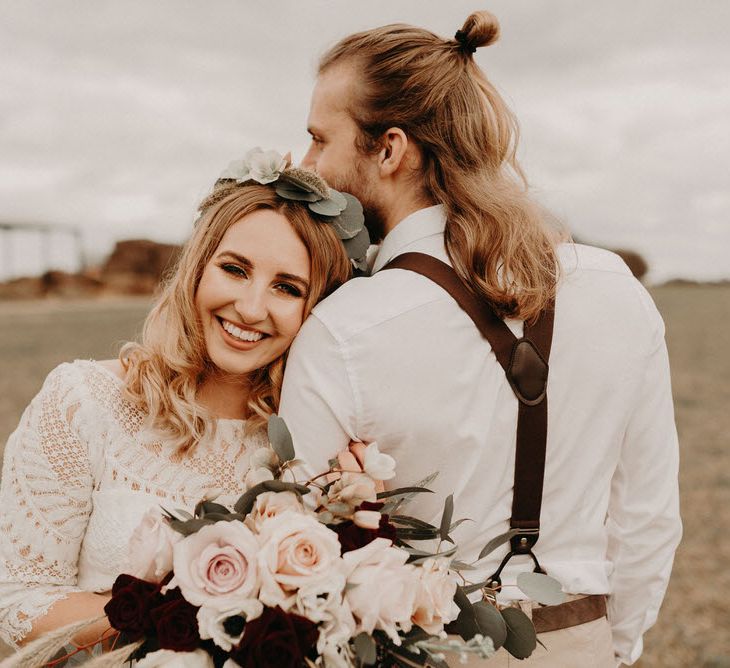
[[301, 143, 317, 171]]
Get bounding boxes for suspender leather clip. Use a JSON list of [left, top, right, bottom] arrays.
[[507, 338, 549, 406]]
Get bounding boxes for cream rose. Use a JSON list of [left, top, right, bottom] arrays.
[[257, 510, 342, 610], [244, 466, 274, 490], [170, 521, 260, 610], [246, 491, 304, 531], [343, 537, 419, 644], [411, 557, 459, 634], [127, 507, 183, 583]]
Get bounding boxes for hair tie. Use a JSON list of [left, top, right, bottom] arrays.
[[454, 30, 476, 54]]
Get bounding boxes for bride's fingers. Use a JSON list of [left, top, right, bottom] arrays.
[[348, 441, 368, 468], [337, 449, 362, 473]]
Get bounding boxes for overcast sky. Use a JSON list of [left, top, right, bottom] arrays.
[[0, 0, 728, 283]]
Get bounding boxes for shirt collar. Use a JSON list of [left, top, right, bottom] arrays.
[[371, 204, 446, 274]]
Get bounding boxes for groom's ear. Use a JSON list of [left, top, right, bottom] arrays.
[[377, 127, 409, 177]]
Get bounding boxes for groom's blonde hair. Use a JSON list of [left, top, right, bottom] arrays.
[[121, 185, 350, 454], [320, 10, 567, 321]]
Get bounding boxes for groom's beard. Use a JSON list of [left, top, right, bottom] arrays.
[[326, 160, 388, 244]]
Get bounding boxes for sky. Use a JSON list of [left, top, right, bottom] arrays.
[[0, 0, 728, 284]]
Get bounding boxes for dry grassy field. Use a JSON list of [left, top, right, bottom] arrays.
[[0, 285, 727, 666]]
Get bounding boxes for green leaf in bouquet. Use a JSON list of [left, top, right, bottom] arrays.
[[233, 480, 310, 515], [267, 414, 295, 463], [439, 494, 454, 543], [472, 601, 507, 650], [449, 559, 477, 571], [385, 472, 438, 514], [390, 515, 439, 531], [460, 580, 490, 595], [200, 512, 245, 522], [194, 499, 231, 518], [516, 572, 566, 606], [353, 632, 377, 665], [477, 528, 522, 561], [377, 486, 435, 499], [317, 510, 334, 525], [453, 585, 474, 614], [393, 527, 440, 541], [169, 518, 215, 536], [409, 545, 457, 564], [448, 518, 473, 533], [325, 502, 352, 516], [501, 607, 537, 659]]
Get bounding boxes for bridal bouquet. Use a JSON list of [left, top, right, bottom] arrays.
[[14, 417, 561, 668]]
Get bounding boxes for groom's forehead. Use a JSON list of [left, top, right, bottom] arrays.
[[310, 64, 358, 120]]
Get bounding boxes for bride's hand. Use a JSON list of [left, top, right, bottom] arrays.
[[338, 441, 385, 493]]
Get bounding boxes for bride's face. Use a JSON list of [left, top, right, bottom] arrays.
[[195, 208, 311, 380]]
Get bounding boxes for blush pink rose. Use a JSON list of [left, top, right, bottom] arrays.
[[411, 557, 459, 634], [128, 507, 183, 583], [343, 537, 419, 645], [257, 511, 342, 610], [170, 521, 260, 610], [246, 491, 304, 531]]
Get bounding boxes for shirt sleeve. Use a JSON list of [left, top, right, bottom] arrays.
[[605, 316, 682, 665], [279, 314, 358, 480], [0, 364, 94, 648]]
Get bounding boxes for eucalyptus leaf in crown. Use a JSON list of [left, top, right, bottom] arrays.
[[218, 148, 370, 271]]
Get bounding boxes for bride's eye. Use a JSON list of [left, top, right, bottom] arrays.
[[275, 282, 303, 298], [220, 263, 247, 278]]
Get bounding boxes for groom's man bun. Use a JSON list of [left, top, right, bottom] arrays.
[[455, 10, 501, 54], [318, 11, 565, 322]]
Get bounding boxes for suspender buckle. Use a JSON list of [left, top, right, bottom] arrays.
[[507, 338, 549, 406], [510, 527, 540, 554]]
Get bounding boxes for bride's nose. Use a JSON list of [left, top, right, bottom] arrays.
[[234, 284, 268, 324]]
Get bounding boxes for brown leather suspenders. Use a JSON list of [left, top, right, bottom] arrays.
[[382, 252, 555, 587]]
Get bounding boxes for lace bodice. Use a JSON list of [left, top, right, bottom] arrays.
[[0, 360, 267, 647]]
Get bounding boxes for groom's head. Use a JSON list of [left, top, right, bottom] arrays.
[[302, 11, 522, 243]]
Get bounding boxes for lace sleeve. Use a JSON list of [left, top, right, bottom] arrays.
[[0, 363, 95, 648]]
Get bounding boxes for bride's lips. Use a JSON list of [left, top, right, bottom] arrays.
[[215, 316, 270, 350]]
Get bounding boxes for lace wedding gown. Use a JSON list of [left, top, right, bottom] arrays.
[[0, 360, 267, 648]]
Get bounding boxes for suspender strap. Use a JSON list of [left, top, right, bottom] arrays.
[[382, 252, 555, 566]]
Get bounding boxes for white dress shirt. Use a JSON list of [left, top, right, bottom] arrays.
[[279, 205, 681, 666]]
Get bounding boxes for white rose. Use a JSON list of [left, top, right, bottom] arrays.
[[137, 649, 213, 667], [362, 442, 396, 481], [343, 537, 419, 645], [244, 466, 274, 490], [257, 510, 342, 610], [197, 602, 263, 651], [170, 521, 260, 610], [328, 472, 378, 507], [411, 557, 459, 635], [247, 148, 288, 184], [127, 507, 183, 583], [246, 491, 304, 531]]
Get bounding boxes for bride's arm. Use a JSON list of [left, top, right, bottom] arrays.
[[0, 363, 104, 648]]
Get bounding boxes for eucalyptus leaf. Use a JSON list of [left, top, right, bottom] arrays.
[[516, 572, 566, 606], [267, 414, 295, 463], [501, 607, 537, 660], [329, 189, 348, 208], [394, 527, 440, 541], [477, 528, 522, 561], [439, 494, 454, 542], [450, 560, 477, 571], [410, 545, 457, 564], [317, 511, 334, 524], [233, 480, 309, 515], [169, 518, 215, 536], [472, 601, 507, 650], [275, 184, 320, 202], [453, 585, 473, 613], [170, 508, 193, 520], [449, 518, 473, 532], [201, 512, 244, 522], [328, 194, 365, 239], [342, 223, 370, 260], [308, 196, 345, 216], [353, 632, 377, 665], [461, 580, 490, 595], [194, 500, 230, 518]]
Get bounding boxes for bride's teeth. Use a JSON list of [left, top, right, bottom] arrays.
[[222, 320, 263, 342]]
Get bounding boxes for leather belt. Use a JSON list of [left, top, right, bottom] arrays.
[[531, 594, 607, 634]]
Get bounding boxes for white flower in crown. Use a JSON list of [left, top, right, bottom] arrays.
[[219, 147, 290, 185]]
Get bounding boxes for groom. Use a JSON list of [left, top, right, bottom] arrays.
[[279, 12, 681, 667]]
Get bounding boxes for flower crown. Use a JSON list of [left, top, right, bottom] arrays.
[[217, 148, 370, 271]]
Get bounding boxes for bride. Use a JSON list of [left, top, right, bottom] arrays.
[[0, 150, 356, 651]]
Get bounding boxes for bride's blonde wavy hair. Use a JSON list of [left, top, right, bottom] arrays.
[[320, 10, 569, 322], [120, 183, 351, 454]]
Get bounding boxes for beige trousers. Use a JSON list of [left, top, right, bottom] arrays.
[[444, 610, 616, 667]]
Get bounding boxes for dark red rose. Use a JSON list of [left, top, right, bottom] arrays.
[[230, 606, 318, 668], [150, 593, 201, 652], [333, 511, 398, 553], [104, 574, 162, 640]]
